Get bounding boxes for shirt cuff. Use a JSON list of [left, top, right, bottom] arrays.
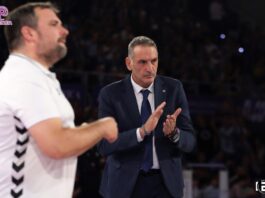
[[136, 128, 144, 142]]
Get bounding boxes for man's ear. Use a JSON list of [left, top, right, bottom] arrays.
[[125, 57, 132, 71], [21, 26, 37, 42]]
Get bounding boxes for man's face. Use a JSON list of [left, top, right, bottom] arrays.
[[34, 8, 69, 65], [126, 45, 158, 88]]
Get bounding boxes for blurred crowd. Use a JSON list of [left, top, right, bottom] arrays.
[[1, 0, 264, 197]]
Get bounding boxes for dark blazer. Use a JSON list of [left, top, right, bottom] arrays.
[[98, 75, 196, 198]]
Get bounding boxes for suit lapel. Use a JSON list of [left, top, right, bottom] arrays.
[[121, 76, 142, 125], [154, 76, 167, 108], [154, 76, 167, 137]]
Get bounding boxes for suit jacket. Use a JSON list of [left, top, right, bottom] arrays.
[[98, 75, 196, 198]]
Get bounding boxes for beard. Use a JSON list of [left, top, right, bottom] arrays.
[[36, 28, 68, 66], [38, 43, 68, 66]]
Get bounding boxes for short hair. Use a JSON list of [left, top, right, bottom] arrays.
[[128, 36, 158, 58], [4, 2, 59, 51]]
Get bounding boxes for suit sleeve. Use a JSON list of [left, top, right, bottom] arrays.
[[97, 87, 140, 156], [175, 82, 196, 153]]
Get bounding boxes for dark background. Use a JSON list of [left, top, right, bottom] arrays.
[[0, 0, 264, 197]]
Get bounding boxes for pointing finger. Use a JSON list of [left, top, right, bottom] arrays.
[[155, 101, 166, 112], [172, 108, 182, 118]]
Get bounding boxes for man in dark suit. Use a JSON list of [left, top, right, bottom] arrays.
[[98, 36, 196, 198]]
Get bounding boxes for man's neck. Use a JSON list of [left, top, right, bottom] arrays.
[[12, 48, 51, 69]]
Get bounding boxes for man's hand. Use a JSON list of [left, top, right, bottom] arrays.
[[163, 108, 181, 136], [140, 101, 166, 137], [100, 117, 118, 143]]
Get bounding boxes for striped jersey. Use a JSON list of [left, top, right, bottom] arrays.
[[0, 54, 77, 198]]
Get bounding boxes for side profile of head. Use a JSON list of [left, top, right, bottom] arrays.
[[4, 2, 69, 66], [126, 36, 159, 88]]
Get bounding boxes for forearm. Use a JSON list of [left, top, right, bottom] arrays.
[[30, 117, 117, 159], [57, 120, 108, 158]]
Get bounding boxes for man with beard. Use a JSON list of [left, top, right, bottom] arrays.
[[98, 36, 196, 198], [0, 2, 118, 198]]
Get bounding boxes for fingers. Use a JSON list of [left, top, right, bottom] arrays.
[[172, 108, 182, 118], [163, 107, 181, 136], [153, 101, 166, 117], [155, 101, 166, 112], [166, 116, 175, 128], [163, 116, 176, 136], [166, 107, 181, 122], [144, 101, 166, 133]]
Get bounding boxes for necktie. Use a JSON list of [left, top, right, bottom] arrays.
[[140, 89, 153, 172]]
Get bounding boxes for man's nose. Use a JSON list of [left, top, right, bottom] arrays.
[[61, 26, 69, 36], [145, 61, 154, 71]]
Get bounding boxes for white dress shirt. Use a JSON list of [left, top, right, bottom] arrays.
[[130, 76, 160, 169]]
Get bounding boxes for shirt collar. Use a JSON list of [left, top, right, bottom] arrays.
[[11, 53, 56, 79], [130, 75, 154, 94]]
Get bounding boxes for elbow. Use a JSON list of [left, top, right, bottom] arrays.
[[179, 133, 197, 153], [187, 137, 197, 152]]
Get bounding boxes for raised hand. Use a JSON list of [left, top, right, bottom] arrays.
[[100, 117, 118, 143], [141, 101, 166, 136], [163, 108, 181, 136]]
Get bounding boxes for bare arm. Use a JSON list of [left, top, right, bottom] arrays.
[[29, 117, 118, 159]]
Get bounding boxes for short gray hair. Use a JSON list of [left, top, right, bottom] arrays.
[[128, 36, 157, 57]]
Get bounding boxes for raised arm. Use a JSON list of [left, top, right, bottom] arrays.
[[29, 117, 118, 159]]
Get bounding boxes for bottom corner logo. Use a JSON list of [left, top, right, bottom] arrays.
[[256, 180, 265, 194]]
